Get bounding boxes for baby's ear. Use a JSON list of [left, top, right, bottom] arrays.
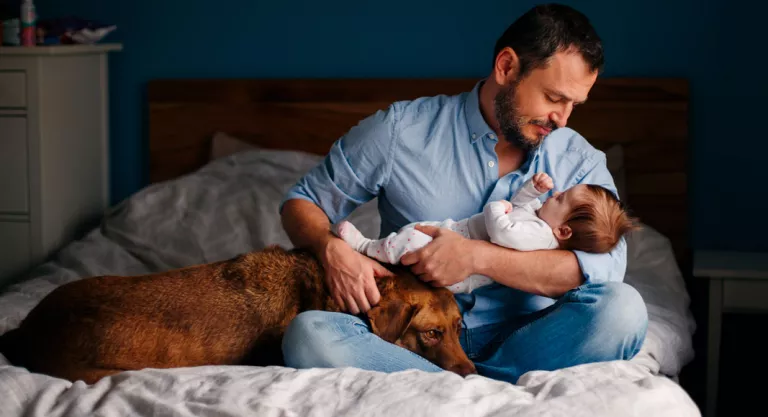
[[555, 225, 572, 240]]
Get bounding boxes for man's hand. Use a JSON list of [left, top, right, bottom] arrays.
[[400, 225, 475, 287], [320, 238, 394, 315], [532, 172, 554, 193]]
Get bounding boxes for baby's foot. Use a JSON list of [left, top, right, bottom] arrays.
[[335, 221, 368, 252]]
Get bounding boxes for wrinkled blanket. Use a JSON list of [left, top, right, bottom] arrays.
[[0, 149, 700, 417]]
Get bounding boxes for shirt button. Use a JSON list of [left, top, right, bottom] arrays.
[[472, 133, 477, 139], [489, 134, 496, 139], [488, 161, 495, 168]]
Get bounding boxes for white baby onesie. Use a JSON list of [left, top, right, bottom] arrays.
[[336, 218, 473, 265], [335, 177, 557, 294], [481, 179, 559, 252], [335, 218, 490, 294]]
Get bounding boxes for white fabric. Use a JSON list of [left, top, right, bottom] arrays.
[[342, 217, 493, 294], [510, 176, 547, 209], [0, 362, 699, 417], [342, 178, 557, 293], [351, 218, 471, 265], [0, 147, 699, 417], [483, 179, 558, 251], [483, 202, 558, 251], [622, 224, 697, 377]]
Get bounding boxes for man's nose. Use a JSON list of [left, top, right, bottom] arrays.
[[551, 105, 573, 128]]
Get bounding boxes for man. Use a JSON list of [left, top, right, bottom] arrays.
[[279, 3, 647, 384]]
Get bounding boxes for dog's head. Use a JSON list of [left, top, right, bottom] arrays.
[[367, 270, 476, 377]]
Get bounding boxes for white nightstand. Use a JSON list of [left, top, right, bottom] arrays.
[[693, 250, 768, 417], [0, 44, 122, 288]]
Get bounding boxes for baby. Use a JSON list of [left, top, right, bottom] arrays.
[[334, 172, 638, 294]]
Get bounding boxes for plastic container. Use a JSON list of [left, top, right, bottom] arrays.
[[2, 19, 21, 46], [20, 0, 36, 47]]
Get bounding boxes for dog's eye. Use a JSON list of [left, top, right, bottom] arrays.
[[425, 330, 440, 339]]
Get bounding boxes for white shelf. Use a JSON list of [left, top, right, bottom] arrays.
[[0, 43, 122, 56]]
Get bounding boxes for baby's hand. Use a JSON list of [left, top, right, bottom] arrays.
[[498, 200, 513, 213], [532, 173, 554, 193]]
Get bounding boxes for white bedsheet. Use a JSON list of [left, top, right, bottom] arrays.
[[0, 149, 700, 417], [0, 362, 699, 417]]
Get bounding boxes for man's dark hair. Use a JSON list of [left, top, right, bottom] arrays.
[[493, 4, 604, 78]]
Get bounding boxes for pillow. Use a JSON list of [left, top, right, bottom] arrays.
[[623, 223, 696, 376], [210, 131, 260, 160], [604, 144, 628, 202]]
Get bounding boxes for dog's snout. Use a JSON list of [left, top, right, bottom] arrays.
[[450, 361, 477, 377]]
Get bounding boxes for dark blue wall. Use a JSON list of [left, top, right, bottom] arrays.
[[35, 0, 759, 250]]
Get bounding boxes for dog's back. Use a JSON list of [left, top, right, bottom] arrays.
[[1, 246, 336, 382]]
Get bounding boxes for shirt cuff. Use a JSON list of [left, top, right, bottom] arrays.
[[573, 238, 627, 284]]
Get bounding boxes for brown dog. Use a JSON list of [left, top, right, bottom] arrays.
[[0, 246, 475, 383]]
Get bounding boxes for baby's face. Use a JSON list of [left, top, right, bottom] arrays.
[[537, 184, 588, 228]]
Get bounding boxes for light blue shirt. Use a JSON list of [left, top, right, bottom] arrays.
[[282, 80, 626, 328]]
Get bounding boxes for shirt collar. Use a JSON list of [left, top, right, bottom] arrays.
[[464, 79, 495, 144], [464, 79, 542, 174]]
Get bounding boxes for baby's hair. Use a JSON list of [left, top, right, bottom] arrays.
[[560, 185, 640, 253]]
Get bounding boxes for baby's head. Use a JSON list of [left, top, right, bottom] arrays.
[[538, 184, 638, 253]]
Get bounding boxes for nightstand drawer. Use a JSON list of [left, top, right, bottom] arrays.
[[0, 221, 31, 284], [0, 71, 26, 108], [0, 116, 29, 213]]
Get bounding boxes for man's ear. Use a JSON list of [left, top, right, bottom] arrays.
[[555, 225, 573, 240], [493, 46, 520, 85], [367, 298, 416, 344]]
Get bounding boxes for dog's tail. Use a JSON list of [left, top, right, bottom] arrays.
[[0, 328, 24, 366]]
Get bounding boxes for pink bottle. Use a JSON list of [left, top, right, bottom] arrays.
[[20, 0, 36, 47]]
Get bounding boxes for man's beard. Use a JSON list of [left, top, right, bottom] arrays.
[[493, 83, 557, 152]]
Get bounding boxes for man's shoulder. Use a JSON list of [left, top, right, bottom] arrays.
[[540, 127, 606, 164], [391, 91, 467, 125]]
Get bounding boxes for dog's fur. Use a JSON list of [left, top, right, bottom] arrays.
[[0, 246, 474, 383]]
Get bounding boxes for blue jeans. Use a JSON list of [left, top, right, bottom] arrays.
[[281, 282, 648, 383]]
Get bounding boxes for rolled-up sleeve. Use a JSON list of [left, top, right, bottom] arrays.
[[280, 104, 398, 223], [572, 156, 628, 284]]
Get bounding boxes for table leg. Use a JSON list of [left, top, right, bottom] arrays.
[[706, 278, 723, 417]]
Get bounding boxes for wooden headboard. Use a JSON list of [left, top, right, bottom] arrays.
[[148, 78, 689, 266]]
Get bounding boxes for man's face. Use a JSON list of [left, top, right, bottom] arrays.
[[494, 50, 597, 151]]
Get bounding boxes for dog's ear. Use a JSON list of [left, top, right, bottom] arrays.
[[367, 298, 416, 344]]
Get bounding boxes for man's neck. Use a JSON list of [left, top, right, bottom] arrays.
[[494, 140, 526, 177]]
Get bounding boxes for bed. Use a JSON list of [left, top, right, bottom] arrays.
[[0, 78, 700, 416]]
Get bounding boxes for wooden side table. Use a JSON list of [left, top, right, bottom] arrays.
[[693, 250, 768, 417]]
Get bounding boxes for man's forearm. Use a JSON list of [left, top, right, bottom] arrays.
[[471, 240, 584, 298], [280, 199, 337, 255]]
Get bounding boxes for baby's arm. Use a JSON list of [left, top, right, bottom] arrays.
[[483, 202, 559, 251], [510, 173, 553, 210]]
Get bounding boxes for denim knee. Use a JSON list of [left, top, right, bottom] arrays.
[[583, 282, 648, 359], [282, 310, 361, 369], [282, 311, 330, 368]]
